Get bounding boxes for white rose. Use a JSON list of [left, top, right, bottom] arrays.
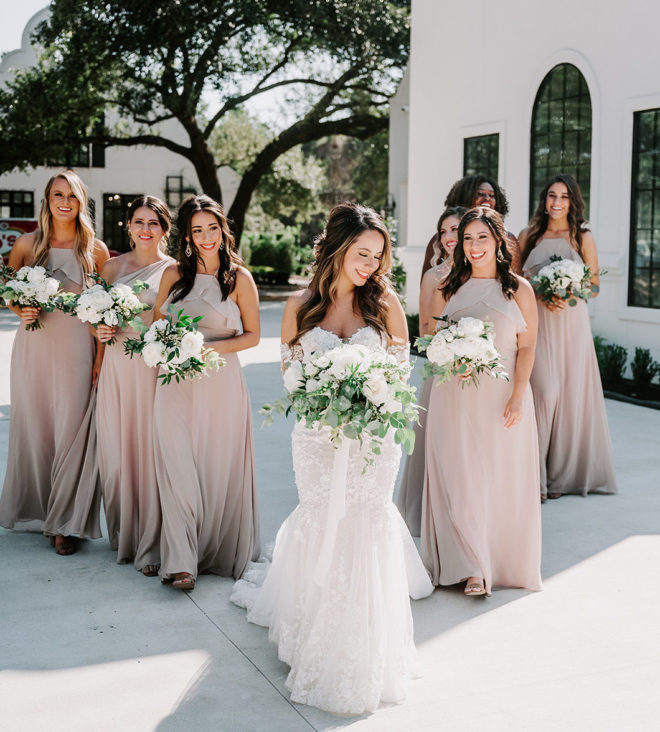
[[427, 335, 454, 366], [305, 378, 321, 392], [45, 277, 60, 296], [363, 375, 388, 405], [326, 344, 371, 379], [381, 397, 402, 415], [109, 283, 132, 300], [16, 267, 31, 280], [304, 361, 319, 377], [457, 317, 484, 337], [283, 360, 304, 393]]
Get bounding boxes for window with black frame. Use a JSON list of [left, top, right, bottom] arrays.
[[463, 134, 499, 181], [0, 190, 34, 218], [103, 193, 139, 253], [629, 109, 660, 309], [530, 63, 592, 217]]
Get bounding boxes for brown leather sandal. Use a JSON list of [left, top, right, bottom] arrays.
[[172, 572, 195, 590], [142, 565, 160, 577], [50, 535, 76, 556]]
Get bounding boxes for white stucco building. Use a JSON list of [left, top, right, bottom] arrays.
[[393, 0, 660, 360], [0, 8, 238, 255]]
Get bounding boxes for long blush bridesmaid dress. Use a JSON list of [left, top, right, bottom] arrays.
[[153, 274, 260, 581], [523, 237, 616, 498], [0, 248, 101, 539], [96, 257, 173, 570], [421, 278, 542, 594], [397, 260, 451, 536]]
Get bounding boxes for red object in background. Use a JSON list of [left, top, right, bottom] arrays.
[[1, 219, 38, 263]]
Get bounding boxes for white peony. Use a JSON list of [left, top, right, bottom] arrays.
[[142, 341, 167, 368], [26, 266, 46, 283], [16, 267, 31, 280], [326, 344, 371, 379], [179, 330, 204, 360], [457, 317, 484, 337], [283, 360, 304, 393], [103, 309, 119, 326], [45, 277, 60, 296], [363, 374, 388, 405], [305, 378, 321, 392], [427, 336, 454, 366]]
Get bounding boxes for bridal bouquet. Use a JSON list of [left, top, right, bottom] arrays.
[[0, 265, 73, 330], [531, 255, 599, 306], [73, 275, 151, 345], [124, 307, 225, 385], [415, 316, 509, 387], [261, 343, 419, 457]]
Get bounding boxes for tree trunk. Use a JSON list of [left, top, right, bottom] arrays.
[[189, 135, 223, 206]]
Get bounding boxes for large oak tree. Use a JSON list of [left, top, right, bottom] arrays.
[[0, 0, 409, 242]]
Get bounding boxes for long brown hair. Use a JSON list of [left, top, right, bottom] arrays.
[[32, 171, 96, 273], [170, 195, 243, 302], [431, 206, 467, 267], [442, 207, 519, 300], [293, 202, 393, 344], [126, 195, 172, 251], [522, 173, 589, 263]]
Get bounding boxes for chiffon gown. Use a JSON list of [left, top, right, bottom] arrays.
[[0, 248, 101, 539], [523, 237, 617, 498], [96, 258, 172, 570], [397, 260, 450, 536], [421, 278, 542, 594], [153, 274, 259, 581], [231, 326, 433, 716]]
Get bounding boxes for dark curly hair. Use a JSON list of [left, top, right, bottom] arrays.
[[442, 207, 519, 300], [522, 174, 589, 263], [293, 202, 393, 343], [444, 174, 510, 218], [170, 195, 243, 303]]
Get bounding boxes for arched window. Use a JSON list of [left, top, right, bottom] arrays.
[[530, 63, 592, 217]]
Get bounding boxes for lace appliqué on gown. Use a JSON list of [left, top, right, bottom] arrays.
[[231, 326, 432, 715]]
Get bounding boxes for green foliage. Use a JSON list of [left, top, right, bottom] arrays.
[[0, 0, 410, 242], [406, 313, 419, 346], [349, 129, 389, 211], [594, 337, 628, 383], [630, 347, 660, 387], [243, 226, 314, 285]]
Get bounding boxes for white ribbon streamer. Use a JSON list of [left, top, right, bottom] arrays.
[[314, 437, 352, 586]]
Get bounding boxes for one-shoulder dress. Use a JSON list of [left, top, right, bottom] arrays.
[[96, 257, 173, 570]]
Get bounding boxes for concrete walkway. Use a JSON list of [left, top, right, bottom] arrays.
[[1, 301, 659, 732]]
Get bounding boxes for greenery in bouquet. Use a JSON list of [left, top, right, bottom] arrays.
[[531, 254, 601, 306], [72, 273, 150, 345], [0, 264, 76, 330], [415, 316, 509, 388], [124, 306, 225, 385], [260, 342, 419, 460]]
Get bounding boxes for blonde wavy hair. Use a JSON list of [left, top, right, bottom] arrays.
[[32, 171, 96, 274]]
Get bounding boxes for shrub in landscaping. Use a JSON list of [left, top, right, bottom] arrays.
[[630, 347, 660, 387], [594, 338, 628, 383]]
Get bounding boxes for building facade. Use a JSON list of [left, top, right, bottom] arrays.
[[393, 0, 660, 361], [0, 9, 238, 255]]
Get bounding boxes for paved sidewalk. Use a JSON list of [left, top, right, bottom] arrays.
[[1, 302, 659, 732]]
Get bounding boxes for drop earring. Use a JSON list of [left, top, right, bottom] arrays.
[[185, 241, 192, 257]]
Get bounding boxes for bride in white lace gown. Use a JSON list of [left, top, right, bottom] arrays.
[[232, 203, 433, 715]]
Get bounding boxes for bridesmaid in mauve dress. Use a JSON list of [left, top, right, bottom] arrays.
[[397, 206, 465, 536], [94, 196, 174, 576], [0, 171, 109, 555], [421, 207, 542, 597], [519, 174, 616, 500], [151, 194, 260, 591]]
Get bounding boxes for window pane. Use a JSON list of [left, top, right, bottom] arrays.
[[530, 63, 592, 218], [463, 133, 499, 181], [629, 109, 660, 308]]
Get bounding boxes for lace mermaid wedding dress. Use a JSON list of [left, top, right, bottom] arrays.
[[231, 326, 433, 715]]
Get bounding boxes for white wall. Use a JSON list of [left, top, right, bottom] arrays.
[[388, 66, 410, 248], [399, 0, 660, 360]]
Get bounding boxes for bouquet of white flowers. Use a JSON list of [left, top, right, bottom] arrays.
[[261, 342, 419, 458], [415, 316, 509, 387], [124, 306, 225, 385], [0, 265, 73, 330], [531, 255, 599, 306], [73, 274, 150, 345]]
